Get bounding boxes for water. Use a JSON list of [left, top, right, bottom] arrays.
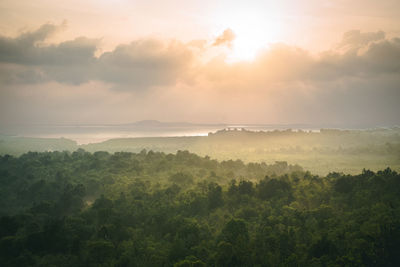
[[2, 123, 323, 145]]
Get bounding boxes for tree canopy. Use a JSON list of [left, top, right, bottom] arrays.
[[0, 150, 399, 266]]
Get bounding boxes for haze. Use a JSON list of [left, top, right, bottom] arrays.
[[0, 0, 399, 128]]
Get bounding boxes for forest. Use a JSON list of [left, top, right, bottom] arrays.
[[0, 150, 399, 266], [1, 127, 400, 175], [2, 0, 400, 266]]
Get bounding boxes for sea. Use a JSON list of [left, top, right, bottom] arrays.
[[2, 121, 364, 145]]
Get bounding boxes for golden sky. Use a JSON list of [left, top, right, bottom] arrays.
[[0, 0, 399, 126]]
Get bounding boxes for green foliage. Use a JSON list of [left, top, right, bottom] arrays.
[[0, 150, 399, 266], [2, 127, 400, 175]]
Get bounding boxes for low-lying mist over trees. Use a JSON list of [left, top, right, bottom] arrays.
[[1, 1, 399, 266], [1, 127, 399, 174], [0, 150, 399, 266]]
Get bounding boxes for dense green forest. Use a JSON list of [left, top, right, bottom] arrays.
[[1, 127, 400, 174], [0, 150, 399, 266]]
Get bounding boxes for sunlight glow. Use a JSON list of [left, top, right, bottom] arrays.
[[213, 3, 283, 62]]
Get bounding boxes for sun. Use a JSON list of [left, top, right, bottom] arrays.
[[212, 2, 282, 62], [229, 25, 271, 62]]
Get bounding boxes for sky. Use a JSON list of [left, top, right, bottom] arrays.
[[0, 0, 399, 127]]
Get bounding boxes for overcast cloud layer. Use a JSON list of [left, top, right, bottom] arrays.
[[0, 23, 399, 127]]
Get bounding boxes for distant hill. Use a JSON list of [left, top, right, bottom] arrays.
[[122, 120, 226, 128]]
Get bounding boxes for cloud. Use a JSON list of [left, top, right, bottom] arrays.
[[337, 30, 386, 50], [0, 25, 399, 126], [2, 24, 398, 88], [0, 22, 98, 85], [360, 37, 400, 73], [0, 22, 68, 65], [198, 33, 400, 87], [15, 22, 65, 44], [0, 23, 193, 88], [212, 28, 235, 47], [96, 39, 193, 89]]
